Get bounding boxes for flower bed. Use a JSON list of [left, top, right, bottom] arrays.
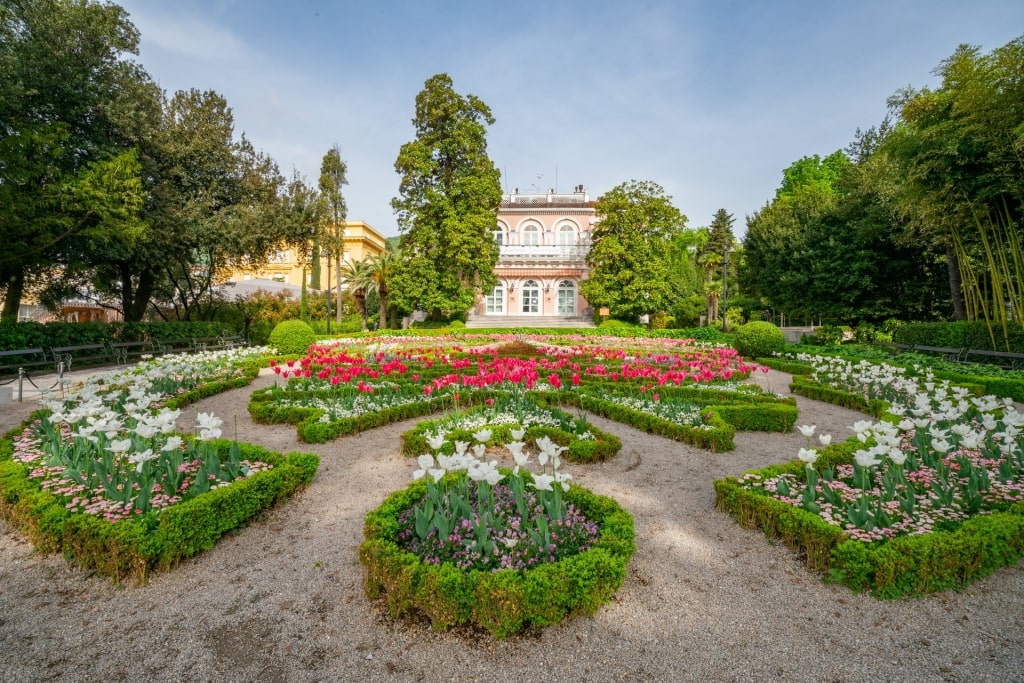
[[252, 339, 789, 454], [0, 347, 320, 583], [359, 431, 635, 637], [716, 353, 1024, 596]]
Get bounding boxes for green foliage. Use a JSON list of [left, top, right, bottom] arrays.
[[0, 320, 239, 352], [732, 321, 785, 359], [0, 423, 318, 584], [390, 74, 501, 319], [597, 319, 639, 330], [580, 180, 687, 320], [893, 321, 1024, 353], [716, 468, 1024, 598], [671, 295, 707, 328], [359, 479, 635, 637], [267, 319, 317, 355], [814, 324, 845, 346]]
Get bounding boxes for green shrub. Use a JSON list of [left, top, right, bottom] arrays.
[[671, 295, 706, 328], [597, 319, 637, 330], [449, 320, 466, 330], [268, 319, 317, 355], [733, 321, 785, 359], [359, 479, 635, 637], [814, 324, 845, 346]]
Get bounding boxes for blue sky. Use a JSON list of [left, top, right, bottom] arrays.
[[117, 0, 1024, 237]]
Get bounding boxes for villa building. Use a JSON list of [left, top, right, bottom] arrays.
[[467, 186, 597, 327], [224, 220, 387, 291]]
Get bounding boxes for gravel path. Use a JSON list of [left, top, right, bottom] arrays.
[[1, 368, 1021, 682]]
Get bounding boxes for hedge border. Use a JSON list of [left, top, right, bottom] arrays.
[[400, 400, 622, 464], [0, 422, 319, 584], [717, 371, 1024, 597], [359, 476, 636, 638]]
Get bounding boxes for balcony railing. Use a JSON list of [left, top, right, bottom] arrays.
[[498, 245, 589, 260]]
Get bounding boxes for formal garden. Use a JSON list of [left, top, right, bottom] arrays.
[[2, 324, 1022, 640]]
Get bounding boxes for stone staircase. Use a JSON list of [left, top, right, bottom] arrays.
[[465, 315, 595, 329]]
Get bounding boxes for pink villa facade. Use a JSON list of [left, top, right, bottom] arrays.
[[467, 186, 597, 327]]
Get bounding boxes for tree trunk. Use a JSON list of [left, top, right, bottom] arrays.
[[378, 284, 388, 330], [335, 249, 343, 324], [129, 269, 156, 322], [1, 265, 25, 322], [355, 290, 367, 331], [946, 240, 966, 321]]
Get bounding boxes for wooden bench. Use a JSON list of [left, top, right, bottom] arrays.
[[49, 343, 116, 372], [877, 342, 915, 354], [910, 345, 968, 363], [189, 337, 226, 353], [109, 340, 158, 365], [218, 334, 248, 349], [153, 339, 193, 355], [190, 335, 247, 353], [963, 349, 1024, 370]]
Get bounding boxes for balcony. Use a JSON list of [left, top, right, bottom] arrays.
[[498, 244, 589, 261]]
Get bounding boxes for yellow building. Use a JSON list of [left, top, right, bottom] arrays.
[[225, 220, 388, 290]]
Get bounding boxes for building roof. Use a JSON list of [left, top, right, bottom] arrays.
[[218, 278, 303, 300]]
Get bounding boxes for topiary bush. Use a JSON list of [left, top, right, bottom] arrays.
[[733, 321, 785, 359], [268, 319, 317, 355]]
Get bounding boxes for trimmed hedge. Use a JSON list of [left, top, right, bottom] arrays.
[[893, 320, 1024, 353], [788, 376, 891, 418], [400, 404, 622, 463], [714, 458, 1024, 598], [719, 366, 1024, 597], [359, 477, 636, 637], [0, 320, 239, 352], [0, 427, 319, 584]]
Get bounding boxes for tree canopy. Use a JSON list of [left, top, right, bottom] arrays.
[[580, 180, 687, 320], [389, 73, 502, 319]]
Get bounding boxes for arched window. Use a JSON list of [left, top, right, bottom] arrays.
[[557, 280, 576, 315], [522, 225, 539, 246], [493, 230, 504, 246], [521, 279, 540, 314], [558, 224, 575, 246], [485, 284, 504, 314]]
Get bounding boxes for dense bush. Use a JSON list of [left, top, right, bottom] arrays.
[[597, 319, 638, 330], [894, 321, 1024, 353], [268, 319, 317, 355], [0, 320, 237, 352], [814, 324, 845, 346], [732, 321, 785, 359], [671, 295, 706, 328]]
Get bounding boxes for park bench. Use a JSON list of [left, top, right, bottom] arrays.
[[0, 348, 60, 401], [963, 349, 1024, 370], [109, 340, 158, 365], [190, 334, 247, 353], [910, 345, 968, 363], [877, 342, 915, 354], [218, 334, 248, 349], [153, 338, 193, 355], [189, 336, 226, 353], [49, 343, 117, 372]]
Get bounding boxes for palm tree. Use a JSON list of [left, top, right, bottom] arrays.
[[364, 247, 399, 329], [339, 259, 374, 331]]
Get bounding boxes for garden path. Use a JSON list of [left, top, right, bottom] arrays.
[[0, 367, 1021, 682]]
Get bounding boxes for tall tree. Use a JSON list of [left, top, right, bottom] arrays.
[[318, 145, 348, 325], [390, 73, 502, 319], [580, 180, 687, 320], [0, 0, 148, 320], [95, 89, 302, 321]]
